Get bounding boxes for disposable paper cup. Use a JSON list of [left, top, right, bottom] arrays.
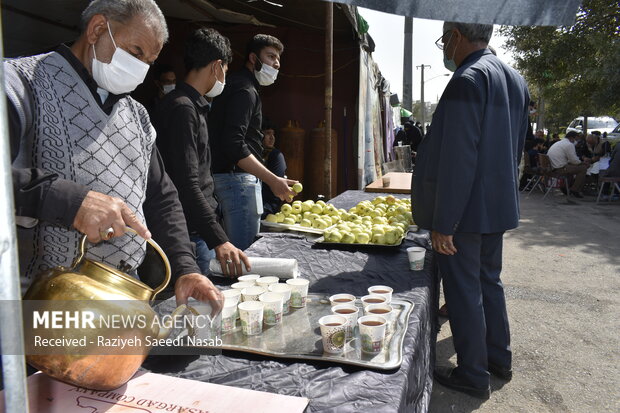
[[238, 274, 260, 285], [256, 276, 280, 288], [329, 293, 356, 307], [318, 315, 347, 354], [223, 289, 241, 321], [241, 286, 266, 302], [269, 283, 292, 314], [238, 301, 264, 336], [231, 281, 254, 291], [382, 176, 391, 187], [221, 300, 238, 333], [407, 247, 426, 271], [259, 292, 284, 325], [357, 315, 387, 354], [364, 304, 394, 328], [361, 294, 387, 308], [331, 304, 359, 339], [286, 278, 309, 308], [222, 289, 241, 304], [367, 285, 393, 304]]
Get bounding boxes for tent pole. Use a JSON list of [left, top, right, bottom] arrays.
[[0, 17, 30, 413], [324, 2, 333, 198]]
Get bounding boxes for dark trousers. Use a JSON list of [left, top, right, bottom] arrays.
[[436, 232, 511, 388]]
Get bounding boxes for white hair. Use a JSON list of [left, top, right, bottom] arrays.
[[444, 22, 493, 44], [80, 0, 168, 43]]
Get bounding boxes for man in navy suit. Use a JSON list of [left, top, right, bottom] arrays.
[[412, 21, 530, 399]]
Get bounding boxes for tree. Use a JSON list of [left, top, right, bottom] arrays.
[[500, 0, 620, 131]]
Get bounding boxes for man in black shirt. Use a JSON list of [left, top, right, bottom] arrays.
[[208, 34, 296, 250], [153, 28, 250, 277]]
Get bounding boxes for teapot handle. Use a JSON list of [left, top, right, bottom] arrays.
[[73, 227, 171, 302]]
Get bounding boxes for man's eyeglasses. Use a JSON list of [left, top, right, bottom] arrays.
[[435, 30, 452, 50]]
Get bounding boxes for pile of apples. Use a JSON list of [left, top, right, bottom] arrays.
[[264, 199, 346, 229], [265, 195, 414, 245]]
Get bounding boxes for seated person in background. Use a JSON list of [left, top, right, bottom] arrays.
[[547, 131, 590, 198], [519, 138, 545, 190], [575, 133, 591, 161], [588, 132, 611, 159], [261, 118, 287, 218], [599, 143, 620, 200], [528, 138, 545, 167], [544, 133, 560, 150]]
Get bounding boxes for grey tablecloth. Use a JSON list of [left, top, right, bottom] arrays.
[[143, 191, 436, 413]]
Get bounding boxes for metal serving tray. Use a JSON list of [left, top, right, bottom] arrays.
[[182, 294, 414, 371], [313, 235, 405, 248], [261, 220, 330, 235]]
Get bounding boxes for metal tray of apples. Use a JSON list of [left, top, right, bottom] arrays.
[[261, 220, 332, 235], [313, 234, 406, 248], [171, 293, 415, 370]]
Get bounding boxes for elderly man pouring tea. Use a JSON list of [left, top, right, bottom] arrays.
[[6, 0, 223, 311]]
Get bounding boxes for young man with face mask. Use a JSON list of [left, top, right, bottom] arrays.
[[208, 34, 297, 250], [5, 0, 223, 309], [152, 28, 250, 277], [413, 22, 530, 399]]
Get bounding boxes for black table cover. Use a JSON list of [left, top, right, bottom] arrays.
[[143, 191, 436, 413]]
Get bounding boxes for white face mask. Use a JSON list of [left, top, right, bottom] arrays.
[[254, 58, 278, 86], [162, 84, 175, 94], [91, 21, 150, 95], [205, 63, 226, 98]]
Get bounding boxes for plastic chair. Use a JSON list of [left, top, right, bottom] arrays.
[[537, 154, 571, 199], [520, 151, 544, 196], [596, 175, 620, 204]]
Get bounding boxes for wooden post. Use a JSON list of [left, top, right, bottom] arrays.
[[324, 2, 333, 198]]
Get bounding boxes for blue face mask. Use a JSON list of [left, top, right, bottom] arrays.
[[442, 31, 459, 72], [443, 55, 457, 72]]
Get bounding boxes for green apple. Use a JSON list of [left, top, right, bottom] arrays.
[[292, 182, 303, 193], [291, 203, 302, 214], [302, 200, 315, 212], [281, 203, 293, 214], [311, 204, 324, 214], [371, 233, 386, 244], [355, 232, 370, 244], [294, 214, 302, 223], [341, 232, 355, 243], [316, 200, 327, 208], [265, 214, 278, 223], [371, 227, 385, 236], [275, 212, 285, 223], [283, 217, 296, 225], [328, 230, 342, 243], [372, 196, 386, 205], [386, 195, 397, 205], [300, 218, 312, 227]]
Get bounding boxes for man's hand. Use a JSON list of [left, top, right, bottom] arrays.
[[175, 273, 223, 316], [267, 177, 298, 201], [73, 191, 151, 242], [431, 231, 457, 255], [214, 242, 251, 277]]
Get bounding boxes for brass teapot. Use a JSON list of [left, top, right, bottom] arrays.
[[23, 228, 191, 390]]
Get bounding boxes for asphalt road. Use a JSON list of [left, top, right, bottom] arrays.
[[429, 191, 620, 413]]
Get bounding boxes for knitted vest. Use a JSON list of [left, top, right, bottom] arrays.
[[6, 52, 154, 291]]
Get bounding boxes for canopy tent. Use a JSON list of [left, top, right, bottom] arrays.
[[319, 0, 582, 26], [0, 1, 586, 411]]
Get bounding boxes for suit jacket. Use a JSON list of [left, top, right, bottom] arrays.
[[412, 49, 530, 235]]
